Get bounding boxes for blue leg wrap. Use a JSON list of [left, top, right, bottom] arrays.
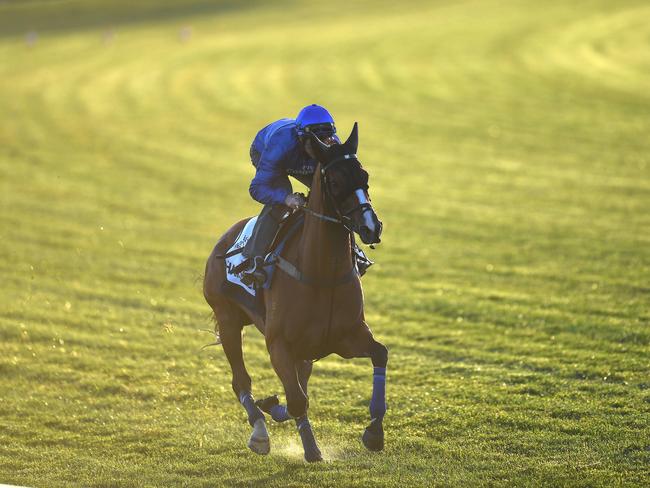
[[239, 391, 264, 427], [269, 404, 292, 422], [295, 415, 321, 462], [369, 367, 386, 420]]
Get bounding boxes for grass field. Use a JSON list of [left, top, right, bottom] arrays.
[[1, 0, 649, 486]]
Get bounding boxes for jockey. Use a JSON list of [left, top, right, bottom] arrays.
[[240, 104, 339, 286]]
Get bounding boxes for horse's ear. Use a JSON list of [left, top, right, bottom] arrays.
[[344, 122, 358, 153]]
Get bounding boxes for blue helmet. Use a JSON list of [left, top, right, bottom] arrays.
[[296, 104, 336, 138]]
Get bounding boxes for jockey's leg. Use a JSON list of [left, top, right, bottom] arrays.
[[240, 204, 286, 285], [335, 324, 388, 451], [242, 204, 285, 260]]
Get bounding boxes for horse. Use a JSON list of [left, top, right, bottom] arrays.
[[203, 123, 387, 462]]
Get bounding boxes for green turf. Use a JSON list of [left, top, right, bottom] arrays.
[[1, 0, 649, 486]]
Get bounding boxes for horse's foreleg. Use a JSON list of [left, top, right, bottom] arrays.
[[364, 338, 388, 451], [294, 360, 321, 462], [336, 324, 388, 452], [268, 339, 307, 418], [219, 323, 269, 455], [256, 360, 312, 423], [268, 341, 322, 462]]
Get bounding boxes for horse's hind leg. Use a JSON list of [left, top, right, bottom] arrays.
[[217, 318, 269, 455], [336, 324, 388, 452]]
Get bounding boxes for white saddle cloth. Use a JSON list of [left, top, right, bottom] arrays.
[[225, 217, 258, 296]]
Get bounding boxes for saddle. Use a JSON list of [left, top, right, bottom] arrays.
[[221, 211, 373, 317]]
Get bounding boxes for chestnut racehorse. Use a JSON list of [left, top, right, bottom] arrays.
[[203, 124, 387, 462]]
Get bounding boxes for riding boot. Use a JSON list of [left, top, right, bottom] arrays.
[[240, 204, 286, 286]]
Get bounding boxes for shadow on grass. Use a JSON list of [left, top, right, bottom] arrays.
[[0, 0, 271, 39]]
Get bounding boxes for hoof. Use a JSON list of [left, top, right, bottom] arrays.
[[248, 418, 270, 455], [304, 450, 323, 463], [362, 419, 384, 452], [296, 416, 322, 462], [248, 434, 270, 455], [305, 441, 323, 463]]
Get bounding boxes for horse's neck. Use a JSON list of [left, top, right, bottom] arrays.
[[299, 176, 352, 283]]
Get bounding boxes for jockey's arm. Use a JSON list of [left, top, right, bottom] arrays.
[[249, 138, 292, 206]]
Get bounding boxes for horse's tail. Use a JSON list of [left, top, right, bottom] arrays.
[[198, 311, 221, 351], [198, 269, 222, 351]]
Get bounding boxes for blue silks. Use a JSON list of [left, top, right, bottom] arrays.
[[248, 118, 339, 206], [239, 391, 264, 426], [369, 367, 387, 420], [296, 104, 335, 132]]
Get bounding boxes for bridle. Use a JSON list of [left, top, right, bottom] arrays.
[[301, 153, 375, 237]]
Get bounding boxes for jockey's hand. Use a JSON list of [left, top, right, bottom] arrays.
[[284, 192, 306, 209]]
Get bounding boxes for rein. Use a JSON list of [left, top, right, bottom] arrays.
[[275, 158, 363, 288], [300, 206, 345, 225], [217, 153, 372, 288], [304, 152, 372, 233], [300, 201, 372, 227]]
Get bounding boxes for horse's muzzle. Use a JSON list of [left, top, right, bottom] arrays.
[[359, 217, 382, 245]]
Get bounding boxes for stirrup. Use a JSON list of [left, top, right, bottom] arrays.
[[240, 256, 267, 287], [353, 244, 373, 277]]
